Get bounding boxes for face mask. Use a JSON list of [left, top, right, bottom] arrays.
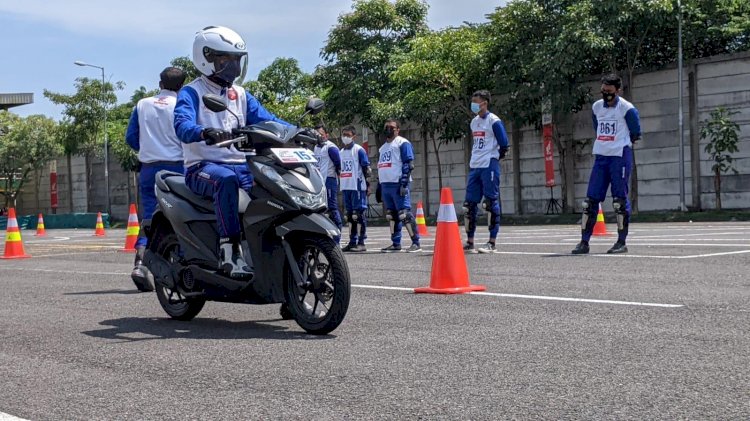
[[470, 102, 481, 114], [602, 91, 616, 102], [341, 136, 353, 145]]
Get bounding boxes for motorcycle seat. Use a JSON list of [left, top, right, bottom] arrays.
[[157, 171, 251, 213]]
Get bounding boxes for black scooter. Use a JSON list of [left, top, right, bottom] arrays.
[[142, 94, 350, 335]]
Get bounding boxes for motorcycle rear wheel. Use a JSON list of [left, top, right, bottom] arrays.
[[154, 234, 206, 321], [285, 235, 350, 335]]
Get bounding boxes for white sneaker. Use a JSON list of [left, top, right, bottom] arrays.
[[477, 242, 498, 254]]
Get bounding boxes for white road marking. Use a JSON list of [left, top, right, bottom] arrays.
[[0, 411, 28, 420], [352, 284, 683, 308]]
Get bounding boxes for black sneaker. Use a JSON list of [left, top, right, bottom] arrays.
[[341, 244, 356, 252], [607, 241, 628, 254], [477, 242, 498, 254], [381, 244, 402, 253], [352, 244, 367, 252], [406, 244, 423, 253], [463, 242, 478, 254], [571, 242, 590, 255]]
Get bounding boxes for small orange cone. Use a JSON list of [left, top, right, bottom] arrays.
[[415, 188, 485, 294], [592, 204, 608, 236], [35, 213, 46, 236], [415, 201, 430, 236], [2, 208, 31, 259], [120, 204, 139, 253], [93, 212, 105, 237]]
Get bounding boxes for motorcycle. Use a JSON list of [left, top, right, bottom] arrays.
[[142, 94, 350, 335]]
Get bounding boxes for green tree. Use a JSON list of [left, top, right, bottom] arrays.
[[701, 107, 741, 210], [316, 0, 429, 144], [244, 58, 319, 126], [44, 77, 124, 211], [486, 1, 597, 212], [390, 25, 491, 191], [0, 111, 62, 208], [170, 56, 202, 81]]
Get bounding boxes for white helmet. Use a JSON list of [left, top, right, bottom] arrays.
[[192, 26, 248, 86]]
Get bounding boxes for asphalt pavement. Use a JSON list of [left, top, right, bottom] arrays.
[[0, 222, 748, 420]]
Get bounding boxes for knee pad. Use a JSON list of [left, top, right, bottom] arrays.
[[463, 201, 477, 233], [581, 197, 598, 229], [613, 197, 627, 230], [400, 209, 416, 237], [351, 212, 359, 222], [386, 210, 398, 234], [482, 198, 500, 229]]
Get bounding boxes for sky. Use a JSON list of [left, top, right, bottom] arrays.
[[0, 0, 506, 119]]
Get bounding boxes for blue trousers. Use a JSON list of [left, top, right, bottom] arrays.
[[381, 182, 419, 246], [136, 161, 184, 248], [583, 147, 632, 243], [343, 189, 367, 245], [325, 177, 342, 242], [185, 162, 253, 241], [465, 159, 501, 239]]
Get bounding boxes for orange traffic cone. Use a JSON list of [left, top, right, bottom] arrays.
[[93, 212, 105, 236], [120, 204, 139, 253], [415, 188, 485, 294], [592, 204, 608, 236], [34, 213, 46, 236], [2, 208, 31, 259], [415, 201, 430, 236]]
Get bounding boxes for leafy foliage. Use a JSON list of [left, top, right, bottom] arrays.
[[701, 106, 741, 209], [0, 111, 62, 207], [315, 0, 429, 138]]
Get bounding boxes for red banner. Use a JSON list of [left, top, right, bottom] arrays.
[[542, 124, 555, 187], [50, 172, 58, 209]]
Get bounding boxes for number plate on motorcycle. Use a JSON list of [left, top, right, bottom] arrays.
[[270, 148, 318, 164]]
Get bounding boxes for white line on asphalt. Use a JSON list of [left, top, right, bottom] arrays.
[[0, 411, 28, 420], [0, 267, 127, 276], [351, 284, 683, 308], [677, 249, 750, 258]]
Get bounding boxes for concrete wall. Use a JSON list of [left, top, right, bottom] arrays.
[[393, 51, 750, 217], [15, 51, 750, 220]]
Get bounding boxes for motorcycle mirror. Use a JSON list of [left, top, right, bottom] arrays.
[[203, 94, 228, 113], [305, 98, 325, 115]]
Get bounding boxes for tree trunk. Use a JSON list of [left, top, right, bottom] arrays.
[[35, 169, 41, 213], [714, 170, 721, 210], [430, 135, 443, 192], [66, 153, 74, 213]]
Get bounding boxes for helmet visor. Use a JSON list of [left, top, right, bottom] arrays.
[[208, 51, 248, 85]]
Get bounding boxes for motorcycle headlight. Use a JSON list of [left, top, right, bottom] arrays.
[[258, 163, 327, 210]]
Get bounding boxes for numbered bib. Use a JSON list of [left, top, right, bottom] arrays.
[[270, 148, 318, 164], [597, 120, 617, 141], [473, 131, 486, 150]]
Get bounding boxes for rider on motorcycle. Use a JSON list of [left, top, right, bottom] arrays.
[[174, 26, 292, 280]]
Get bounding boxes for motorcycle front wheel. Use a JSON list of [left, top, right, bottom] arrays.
[[285, 235, 351, 335]]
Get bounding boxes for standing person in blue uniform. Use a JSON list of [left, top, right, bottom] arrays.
[[339, 125, 371, 252], [126, 66, 187, 289], [376, 119, 421, 253], [174, 26, 292, 279], [462, 90, 509, 254], [572, 73, 641, 255], [313, 124, 342, 243]]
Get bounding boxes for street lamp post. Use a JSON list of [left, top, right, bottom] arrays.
[[74, 60, 110, 216]]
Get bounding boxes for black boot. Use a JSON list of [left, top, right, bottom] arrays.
[[571, 241, 590, 255], [607, 241, 628, 254], [131, 246, 154, 292]]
